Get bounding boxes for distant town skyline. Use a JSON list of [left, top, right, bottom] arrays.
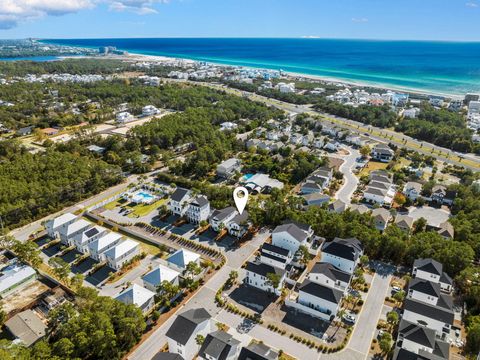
[[0, 0, 480, 41]]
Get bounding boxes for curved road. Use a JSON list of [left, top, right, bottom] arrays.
[[335, 147, 360, 205]]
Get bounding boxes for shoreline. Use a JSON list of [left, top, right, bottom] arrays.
[[27, 40, 473, 98], [117, 52, 466, 99]]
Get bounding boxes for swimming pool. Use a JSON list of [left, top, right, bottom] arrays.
[[242, 173, 254, 181], [130, 191, 156, 204]]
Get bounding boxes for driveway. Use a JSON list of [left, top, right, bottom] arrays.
[[408, 206, 450, 228], [336, 146, 360, 205]]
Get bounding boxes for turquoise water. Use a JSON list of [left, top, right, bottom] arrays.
[[242, 174, 254, 181], [42, 38, 480, 95], [0, 55, 61, 62]]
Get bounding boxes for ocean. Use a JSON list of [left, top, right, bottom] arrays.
[[43, 38, 480, 95]]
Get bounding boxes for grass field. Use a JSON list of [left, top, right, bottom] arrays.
[[128, 198, 167, 218], [359, 161, 389, 177]]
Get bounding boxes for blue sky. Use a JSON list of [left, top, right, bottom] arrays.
[[0, 0, 479, 41]]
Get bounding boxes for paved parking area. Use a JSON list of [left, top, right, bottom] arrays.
[[42, 243, 62, 257], [408, 206, 450, 227], [60, 249, 82, 264], [85, 266, 116, 286], [71, 257, 98, 274]]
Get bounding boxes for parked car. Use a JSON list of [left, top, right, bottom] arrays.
[[343, 314, 356, 324], [392, 286, 402, 293]]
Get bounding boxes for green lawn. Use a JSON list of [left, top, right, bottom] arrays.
[[128, 198, 167, 218]]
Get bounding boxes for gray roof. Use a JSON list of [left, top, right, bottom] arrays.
[[165, 308, 211, 345], [329, 199, 346, 212], [191, 195, 209, 207], [198, 330, 240, 360], [272, 223, 308, 243], [408, 278, 441, 298], [399, 319, 436, 349], [170, 187, 191, 202], [310, 262, 352, 284], [299, 280, 343, 304], [211, 207, 237, 222], [364, 187, 387, 197], [322, 237, 363, 261], [152, 353, 184, 360], [261, 243, 290, 257], [245, 261, 285, 278], [238, 342, 279, 360], [403, 298, 454, 325], [395, 214, 414, 229], [5, 310, 46, 347], [413, 258, 443, 276]]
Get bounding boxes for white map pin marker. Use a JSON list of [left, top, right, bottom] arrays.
[[233, 187, 249, 214]]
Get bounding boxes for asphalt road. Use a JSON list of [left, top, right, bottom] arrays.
[[336, 147, 361, 205]]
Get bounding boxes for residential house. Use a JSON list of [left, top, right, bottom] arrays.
[[16, 126, 34, 136], [73, 225, 108, 254], [437, 221, 454, 239], [431, 185, 456, 206], [243, 173, 284, 194], [324, 141, 340, 152], [186, 195, 210, 225], [59, 219, 92, 246], [371, 144, 394, 163], [393, 319, 450, 360], [116, 111, 134, 124], [302, 193, 330, 208], [167, 248, 201, 272], [142, 105, 160, 116], [301, 167, 333, 194], [166, 308, 212, 360], [271, 222, 313, 254], [348, 204, 370, 215], [245, 260, 286, 295], [403, 182, 423, 201], [45, 212, 77, 239], [227, 211, 250, 238], [238, 342, 279, 360], [321, 237, 363, 274], [104, 239, 140, 270], [307, 262, 352, 292], [198, 330, 241, 360], [363, 187, 394, 207], [372, 208, 392, 232], [209, 207, 237, 232], [395, 215, 414, 233], [403, 107, 420, 119], [296, 280, 343, 321], [40, 127, 59, 136], [168, 188, 193, 217], [114, 284, 155, 314], [328, 199, 347, 213], [402, 297, 454, 334], [412, 258, 453, 293], [143, 264, 181, 293], [88, 232, 123, 261], [260, 243, 293, 270], [0, 261, 37, 298], [4, 310, 46, 347], [151, 353, 184, 360], [216, 158, 241, 178]]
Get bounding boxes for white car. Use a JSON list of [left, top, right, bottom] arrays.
[[391, 286, 402, 293], [343, 314, 356, 324]]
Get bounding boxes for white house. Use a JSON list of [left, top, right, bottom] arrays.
[[396, 320, 450, 359], [403, 182, 422, 201], [142, 105, 160, 116], [0, 261, 37, 298], [307, 262, 352, 292], [216, 158, 241, 178], [88, 232, 123, 261], [116, 111, 134, 124], [296, 280, 343, 321], [114, 284, 155, 314], [198, 330, 241, 360], [226, 211, 250, 238], [245, 261, 286, 295], [403, 107, 420, 119], [186, 195, 210, 225], [73, 225, 108, 254], [371, 208, 391, 232], [412, 258, 452, 293], [59, 219, 92, 246], [271, 222, 313, 254], [260, 243, 292, 270], [363, 186, 394, 207], [321, 237, 363, 274], [142, 264, 180, 293], [371, 144, 394, 163], [45, 213, 77, 239], [402, 298, 454, 334], [209, 207, 237, 232], [168, 187, 193, 216], [104, 239, 140, 270], [407, 278, 442, 306], [166, 308, 212, 360], [167, 248, 200, 271]]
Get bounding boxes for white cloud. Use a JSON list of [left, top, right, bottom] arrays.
[[352, 17, 369, 23], [0, 0, 168, 29], [466, 2, 478, 7]]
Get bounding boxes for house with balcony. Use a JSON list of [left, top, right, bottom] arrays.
[[104, 239, 139, 270], [271, 222, 313, 254], [168, 187, 193, 217], [59, 219, 92, 246], [209, 207, 237, 232], [142, 264, 181, 293], [186, 195, 210, 225], [216, 158, 241, 178], [307, 262, 352, 292], [245, 261, 286, 295], [166, 308, 212, 360], [88, 232, 123, 261], [46, 213, 77, 239], [73, 225, 108, 254], [321, 237, 363, 274], [114, 284, 155, 314]]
